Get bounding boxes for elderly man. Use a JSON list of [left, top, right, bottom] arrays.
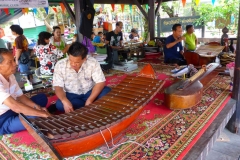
[[53, 42, 111, 113], [164, 23, 187, 73], [0, 48, 50, 135]]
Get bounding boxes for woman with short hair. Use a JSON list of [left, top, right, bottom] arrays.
[[34, 31, 63, 75], [50, 26, 70, 56], [10, 25, 30, 75]]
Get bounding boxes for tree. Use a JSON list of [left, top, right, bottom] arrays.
[[35, 6, 72, 32], [194, 0, 239, 30], [161, 3, 174, 17]]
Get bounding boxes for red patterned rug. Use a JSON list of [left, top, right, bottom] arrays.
[[137, 55, 171, 67], [0, 69, 231, 160]]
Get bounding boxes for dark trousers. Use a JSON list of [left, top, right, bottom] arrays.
[[165, 57, 187, 66], [0, 93, 48, 135], [56, 86, 111, 112]]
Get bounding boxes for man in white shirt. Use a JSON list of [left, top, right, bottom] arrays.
[[0, 48, 50, 135], [53, 42, 111, 113]]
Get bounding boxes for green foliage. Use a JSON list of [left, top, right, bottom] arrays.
[[194, 0, 239, 28]]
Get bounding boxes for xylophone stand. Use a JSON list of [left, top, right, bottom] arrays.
[[19, 114, 63, 160]]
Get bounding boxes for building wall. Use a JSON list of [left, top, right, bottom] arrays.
[[23, 25, 47, 40]]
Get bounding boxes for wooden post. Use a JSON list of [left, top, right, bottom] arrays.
[[226, 4, 240, 134], [148, 0, 155, 40], [155, 0, 162, 16], [74, 0, 82, 42]]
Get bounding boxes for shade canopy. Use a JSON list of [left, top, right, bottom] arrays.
[[48, 0, 170, 5], [0, 9, 22, 24]]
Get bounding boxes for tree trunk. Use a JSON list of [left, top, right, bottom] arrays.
[[161, 4, 174, 18]]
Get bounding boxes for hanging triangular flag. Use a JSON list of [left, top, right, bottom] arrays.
[[3, 8, 9, 15], [101, 4, 104, 10], [9, 9, 14, 15], [121, 4, 125, 13], [52, 7, 58, 13], [33, 8, 37, 15], [196, 0, 200, 6], [182, 0, 186, 7], [212, 0, 215, 5], [129, 4, 132, 13], [60, 3, 66, 13], [25, 8, 29, 14], [111, 4, 115, 11], [44, 7, 49, 14], [145, 4, 148, 11], [22, 8, 26, 15]]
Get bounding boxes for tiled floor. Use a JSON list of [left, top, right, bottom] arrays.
[[206, 128, 240, 160]]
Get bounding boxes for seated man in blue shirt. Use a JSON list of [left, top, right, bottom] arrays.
[[164, 24, 187, 72], [93, 32, 103, 43], [93, 32, 104, 51]]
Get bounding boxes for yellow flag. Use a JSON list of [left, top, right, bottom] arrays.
[[196, 0, 200, 6]]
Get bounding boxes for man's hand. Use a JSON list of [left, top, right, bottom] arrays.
[[117, 46, 123, 50], [42, 110, 51, 118], [179, 36, 186, 41], [62, 99, 74, 113], [15, 59, 19, 65], [85, 98, 93, 106]]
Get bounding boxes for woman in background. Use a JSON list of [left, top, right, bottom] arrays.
[[50, 26, 69, 56], [10, 25, 30, 77], [34, 31, 63, 75]]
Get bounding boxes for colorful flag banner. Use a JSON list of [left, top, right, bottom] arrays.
[[196, 0, 200, 6], [3, 8, 9, 15], [33, 8, 37, 15], [52, 7, 58, 13], [129, 4, 132, 13], [145, 4, 148, 11], [121, 4, 125, 12], [9, 8, 14, 15], [22, 8, 26, 15], [182, 0, 186, 7], [44, 7, 49, 14], [212, 0, 216, 5], [60, 3, 65, 13], [111, 4, 115, 11], [25, 8, 29, 14]]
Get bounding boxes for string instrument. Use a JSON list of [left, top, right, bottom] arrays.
[[19, 64, 165, 160], [164, 63, 219, 110]]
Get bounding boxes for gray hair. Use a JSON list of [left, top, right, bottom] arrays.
[[0, 48, 10, 64]]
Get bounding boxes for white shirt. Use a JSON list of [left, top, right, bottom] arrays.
[[0, 74, 23, 115], [53, 56, 106, 94]]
